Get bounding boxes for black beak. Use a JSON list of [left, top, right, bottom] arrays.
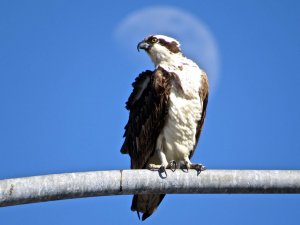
[[137, 41, 150, 52]]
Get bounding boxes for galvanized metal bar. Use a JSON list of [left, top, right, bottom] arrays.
[[0, 170, 300, 207]]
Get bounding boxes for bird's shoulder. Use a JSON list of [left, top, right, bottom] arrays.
[[125, 67, 172, 110]]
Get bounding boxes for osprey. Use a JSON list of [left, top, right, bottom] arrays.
[[121, 35, 209, 220]]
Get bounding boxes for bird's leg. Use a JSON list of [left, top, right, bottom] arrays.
[[147, 151, 167, 175], [157, 150, 168, 175]]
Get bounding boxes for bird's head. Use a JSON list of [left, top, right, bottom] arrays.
[[137, 35, 182, 66]]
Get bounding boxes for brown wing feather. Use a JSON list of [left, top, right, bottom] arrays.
[[189, 71, 209, 159], [121, 67, 172, 169], [131, 194, 165, 221], [121, 68, 172, 220], [125, 70, 152, 110]]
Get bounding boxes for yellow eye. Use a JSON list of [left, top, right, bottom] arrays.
[[151, 37, 158, 43]]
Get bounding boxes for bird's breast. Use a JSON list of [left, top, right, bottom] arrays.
[[158, 66, 204, 161]]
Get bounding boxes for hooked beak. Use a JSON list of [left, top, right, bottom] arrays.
[[137, 41, 150, 52]]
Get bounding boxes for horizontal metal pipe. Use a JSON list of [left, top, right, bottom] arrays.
[[1, 170, 300, 207]]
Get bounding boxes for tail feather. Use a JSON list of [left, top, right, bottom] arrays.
[[131, 194, 165, 220]]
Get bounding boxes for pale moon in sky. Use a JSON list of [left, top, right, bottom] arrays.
[[114, 6, 221, 95]]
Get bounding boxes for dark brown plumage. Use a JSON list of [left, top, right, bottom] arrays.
[[121, 67, 172, 169]]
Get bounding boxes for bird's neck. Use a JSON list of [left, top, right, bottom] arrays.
[[151, 52, 186, 70]]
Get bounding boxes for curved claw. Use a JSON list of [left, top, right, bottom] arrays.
[[191, 164, 206, 171], [169, 160, 177, 172], [200, 165, 206, 171], [190, 163, 206, 175], [180, 161, 190, 173], [159, 165, 167, 177]]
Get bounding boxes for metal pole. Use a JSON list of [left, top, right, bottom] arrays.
[[1, 170, 300, 207]]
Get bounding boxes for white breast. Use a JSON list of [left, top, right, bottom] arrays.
[[155, 60, 204, 163]]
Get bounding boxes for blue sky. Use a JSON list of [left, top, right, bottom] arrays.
[[1, 0, 300, 224]]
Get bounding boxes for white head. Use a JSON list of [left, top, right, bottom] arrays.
[[137, 35, 183, 66]]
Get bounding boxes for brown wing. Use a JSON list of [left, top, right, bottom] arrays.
[[189, 70, 209, 159], [121, 67, 172, 169]]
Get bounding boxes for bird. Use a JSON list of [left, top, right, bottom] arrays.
[[121, 34, 209, 220]]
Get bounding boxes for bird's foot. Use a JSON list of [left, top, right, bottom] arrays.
[[180, 161, 190, 172], [147, 164, 167, 177], [190, 163, 206, 172], [147, 161, 177, 177], [190, 163, 206, 175], [181, 162, 206, 174], [147, 161, 177, 171]]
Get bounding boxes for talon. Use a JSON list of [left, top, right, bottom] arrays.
[[201, 165, 206, 171], [181, 161, 190, 172], [190, 163, 206, 174], [185, 161, 190, 172], [169, 160, 176, 172], [159, 166, 167, 177]]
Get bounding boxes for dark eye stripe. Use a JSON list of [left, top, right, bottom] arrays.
[[158, 39, 181, 53]]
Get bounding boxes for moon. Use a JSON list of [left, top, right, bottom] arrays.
[[114, 6, 221, 95]]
